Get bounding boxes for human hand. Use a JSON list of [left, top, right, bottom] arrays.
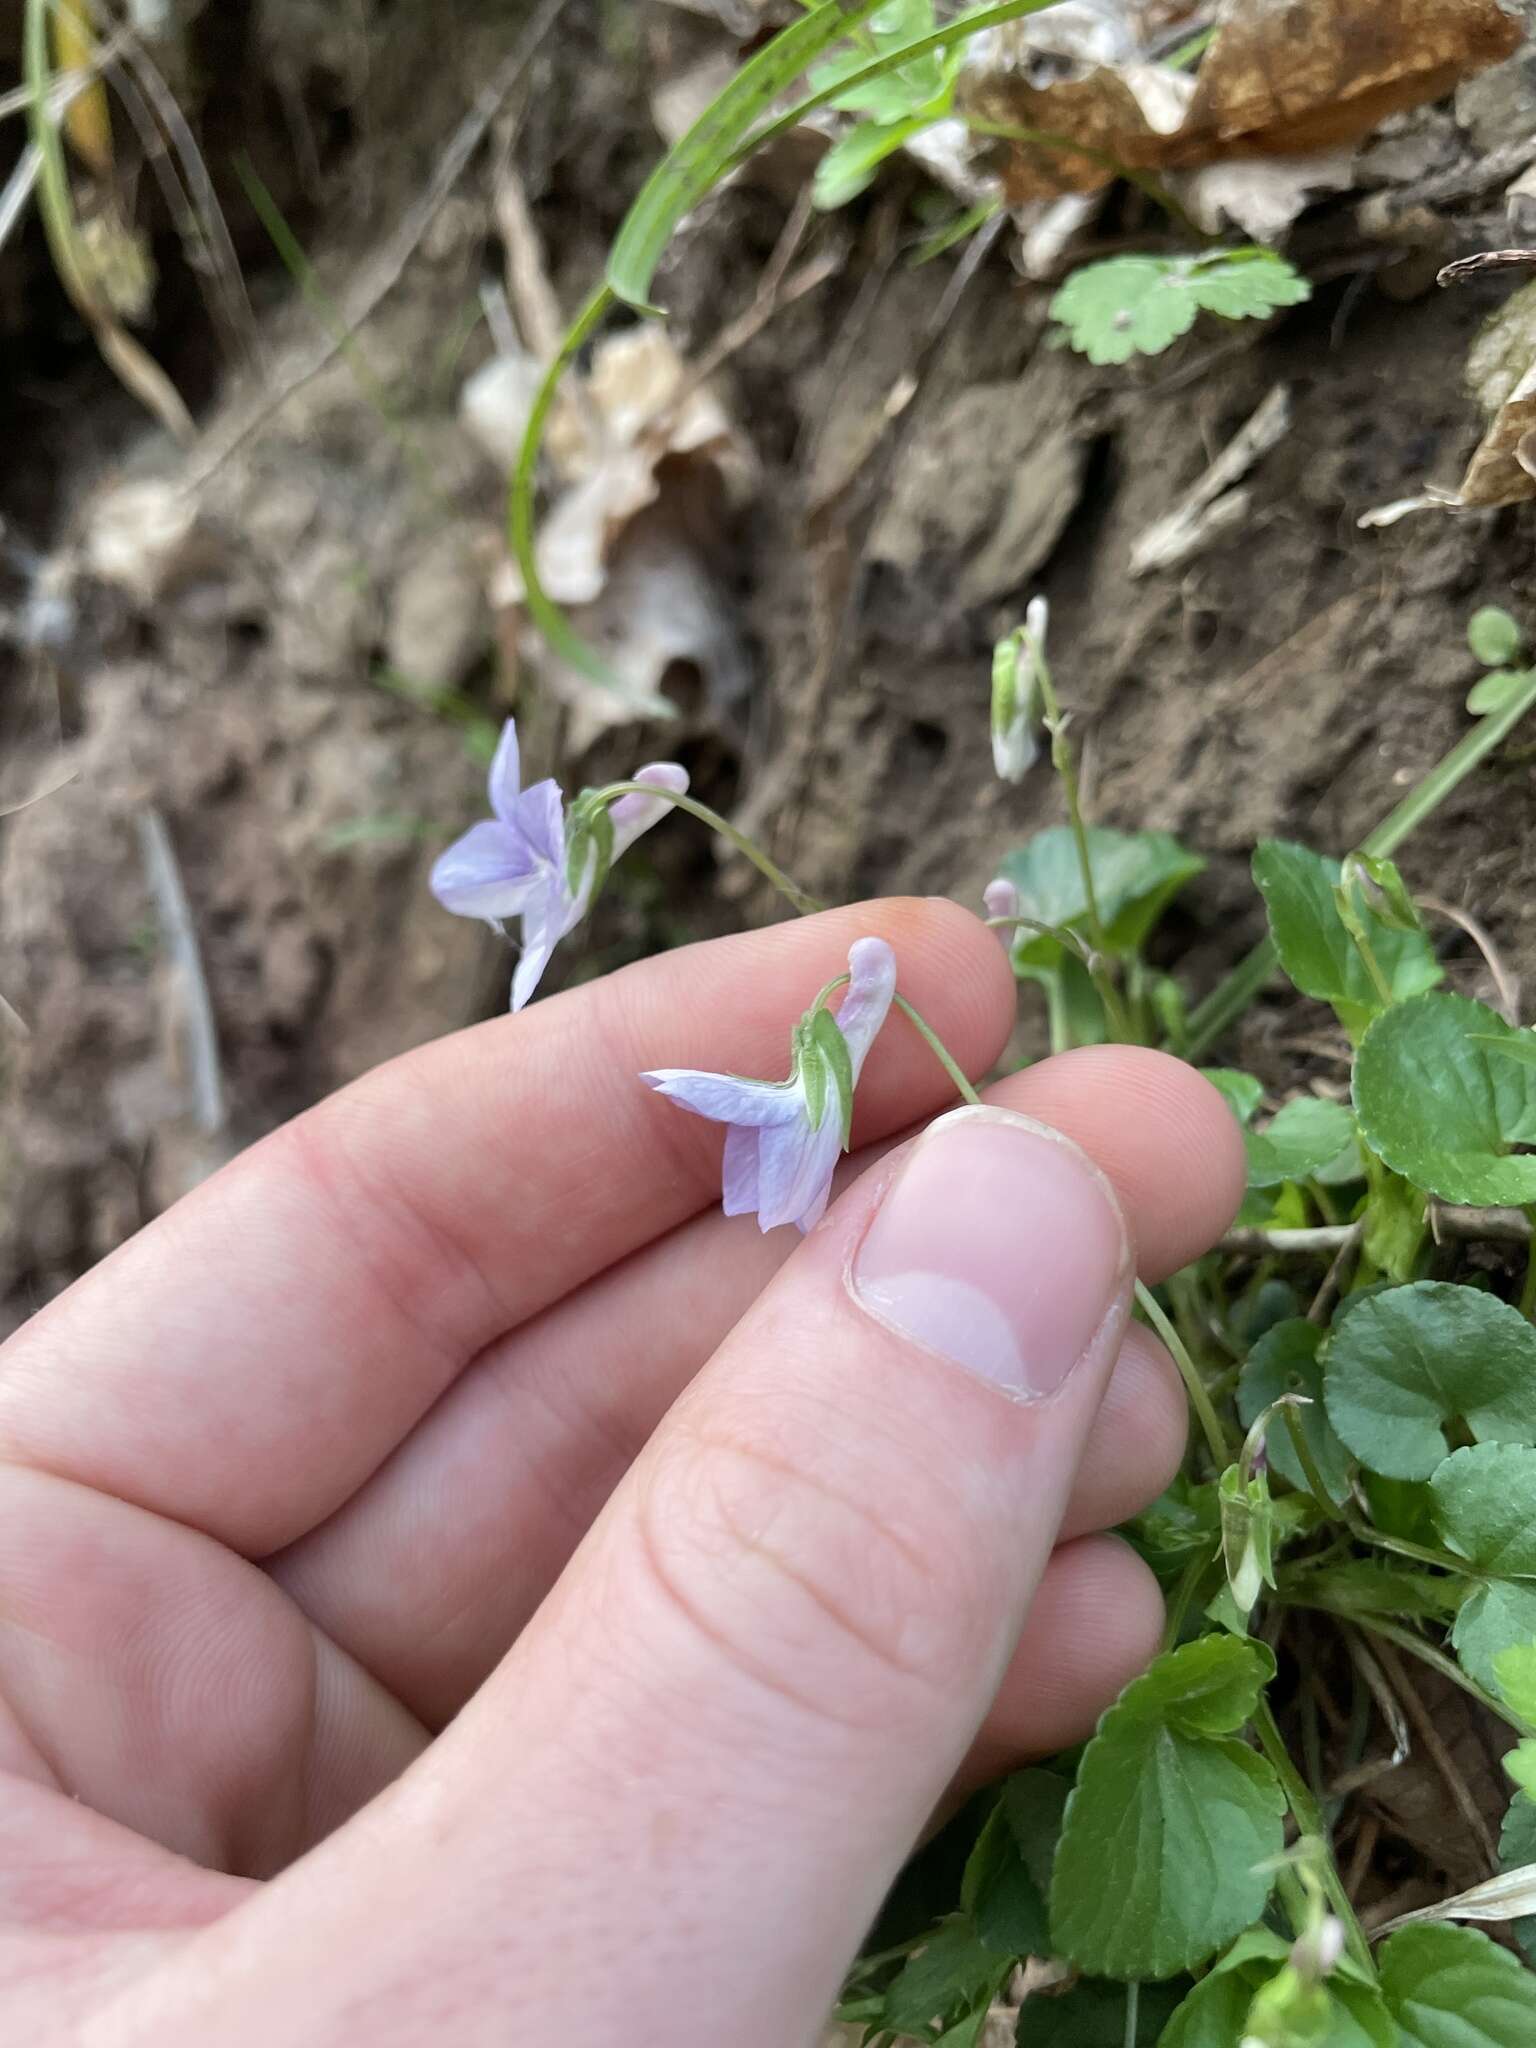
[[0, 900, 1243, 2047]]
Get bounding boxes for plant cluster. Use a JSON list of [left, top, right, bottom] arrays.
[[488, 5, 1536, 2041]]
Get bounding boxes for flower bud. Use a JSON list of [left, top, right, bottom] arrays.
[[984, 878, 1020, 923], [991, 597, 1048, 784]]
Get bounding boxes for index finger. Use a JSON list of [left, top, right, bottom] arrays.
[[0, 900, 1015, 1556]]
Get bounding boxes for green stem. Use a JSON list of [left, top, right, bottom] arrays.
[[596, 783, 824, 916], [1123, 1982, 1140, 2048], [1520, 1206, 1536, 1322], [1279, 1404, 1337, 1520], [1356, 1616, 1524, 1733], [1347, 1524, 1483, 1579], [1030, 651, 1136, 1044], [893, 996, 982, 1107], [1135, 1279, 1233, 1469], [1161, 1551, 1208, 1652], [1252, 1698, 1374, 1976], [1180, 670, 1536, 1060]]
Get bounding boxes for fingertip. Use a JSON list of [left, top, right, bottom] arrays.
[[987, 1044, 1247, 1280], [969, 1536, 1165, 1772]]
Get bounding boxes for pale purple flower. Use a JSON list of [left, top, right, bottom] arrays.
[[431, 719, 687, 1010], [984, 877, 1020, 923], [643, 936, 898, 1234]]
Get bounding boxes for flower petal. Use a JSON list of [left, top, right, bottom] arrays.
[[756, 1115, 842, 1233], [611, 762, 689, 858], [430, 820, 541, 922], [984, 877, 1020, 922], [642, 1069, 803, 1128], [721, 1123, 762, 1217], [516, 778, 567, 871], [487, 719, 523, 825], [510, 884, 564, 1011], [833, 937, 898, 1081]]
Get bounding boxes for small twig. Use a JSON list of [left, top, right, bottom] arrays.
[[1310, 1221, 1365, 1326], [1419, 894, 1520, 1025], [191, 0, 573, 486], [136, 808, 226, 1136], [491, 150, 565, 364], [1369, 1637, 1498, 1869], [0, 990, 29, 1040], [1222, 1207, 1534, 1256]]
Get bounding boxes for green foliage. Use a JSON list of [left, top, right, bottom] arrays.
[[1431, 1443, 1536, 1575], [1023, 1977, 1187, 2043], [1253, 841, 1441, 1037], [1000, 826, 1205, 967], [1324, 1283, 1536, 1481], [1160, 1930, 1394, 2048], [1378, 1924, 1536, 2046], [1238, 1321, 1353, 1504], [1469, 605, 1523, 667], [1050, 1638, 1285, 1979], [1500, 1795, 1536, 1965], [1353, 993, 1536, 1204], [1050, 249, 1311, 364], [1452, 1581, 1536, 1695], [1244, 1097, 1356, 1189]]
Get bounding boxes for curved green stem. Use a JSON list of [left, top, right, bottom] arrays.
[[893, 997, 982, 1107], [1135, 1280, 1233, 1469], [1252, 1699, 1374, 1977], [1355, 1616, 1524, 1735], [596, 782, 824, 916]]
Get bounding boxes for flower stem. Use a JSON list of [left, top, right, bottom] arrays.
[[1355, 1616, 1524, 1734], [1180, 671, 1536, 1061], [1134, 1279, 1233, 1469], [1252, 1698, 1374, 1976], [893, 996, 982, 1108], [1029, 646, 1135, 1044], [596, 784, 824, 917]]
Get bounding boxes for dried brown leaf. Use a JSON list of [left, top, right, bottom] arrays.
[[1171, 0, 1523, 162]]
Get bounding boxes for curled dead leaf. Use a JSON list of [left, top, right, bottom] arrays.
[[960, 0, 1522, 215], [1169, 0, 1522, 163]]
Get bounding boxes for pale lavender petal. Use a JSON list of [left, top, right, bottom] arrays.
[[984, 877, 1020, 922], [487, 719, 523, 824], [721, 1123, 762, 1217], [517, 777, 567, 870], [431, 819, 541, 921], [832, 936, 898, 1081], [756, 1115, 842, 1233], [642, 1068, 803, 1127], [611, 762, 689, 859], [510, 884, 564, 1011]]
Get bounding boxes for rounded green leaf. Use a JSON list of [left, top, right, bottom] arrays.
[[1500, 1795, 1536, 1965], [1238, 1319, 1352, 1504], [1469, 606, 1523, 667], [1201, 1068, 1263, 1127], [1380, 1923, 1536, 2047], [1253, 840, 1441, 1027], [1453, 1581, 1536, 1694], [1050, 1638, 1284, 1979], [1469, 669, 1529, 716], [1244, 1097, 1356, 1189], [1431, 1442, 1536, 1575], [1354, 993, 1536, 1204], [999, 827, 1204, 968], [1324, 1282, 1536, 1481]]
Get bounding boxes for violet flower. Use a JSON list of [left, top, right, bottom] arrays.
[[431, 719, 687, 1010], [643, 936, 897, 1234]]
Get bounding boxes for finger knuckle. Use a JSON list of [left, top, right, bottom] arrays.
[[631, 1406, 992, 1730]]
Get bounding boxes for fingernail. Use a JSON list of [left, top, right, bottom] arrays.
[[850, 1107, 1130, 1400]]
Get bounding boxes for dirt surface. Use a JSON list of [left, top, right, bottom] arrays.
[[5, 0, 1536, 1347]]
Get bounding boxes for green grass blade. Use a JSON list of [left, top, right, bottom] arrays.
[[729, 0, 1064, 172], [608, 0, 893, 311]]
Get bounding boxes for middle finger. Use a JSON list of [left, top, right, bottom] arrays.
[[269, 1048, 1244, 1727]]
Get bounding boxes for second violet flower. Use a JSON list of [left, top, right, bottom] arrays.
[[643, 936, 897, 1235], [430, 718, 687, 1010]]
